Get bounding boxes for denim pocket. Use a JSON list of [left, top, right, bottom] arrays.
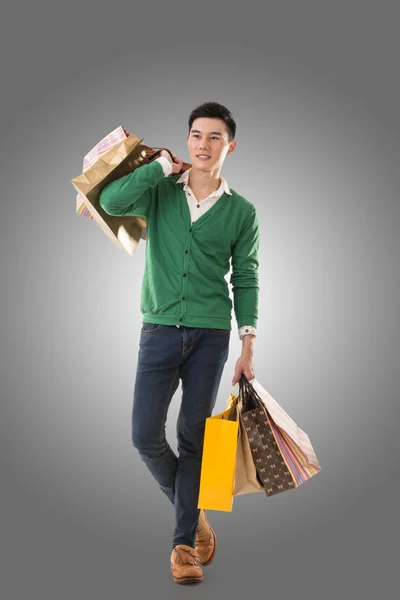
[[140, 322, 163, 334], [209, 327, 230, 334]]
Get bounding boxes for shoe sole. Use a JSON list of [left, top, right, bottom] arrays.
[[170, 566, 203, 584], [196, 512, 217, 566]]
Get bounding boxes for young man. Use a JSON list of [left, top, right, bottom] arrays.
[[99, 102, 260, 584]]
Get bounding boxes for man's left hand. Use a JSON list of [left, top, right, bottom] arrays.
[[232, 354, 255, 386]]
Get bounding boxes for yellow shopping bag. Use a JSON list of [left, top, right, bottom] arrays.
[[197, 393, 239, 512]]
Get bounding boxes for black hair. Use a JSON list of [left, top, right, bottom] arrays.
[[188, 102, 236, 143]]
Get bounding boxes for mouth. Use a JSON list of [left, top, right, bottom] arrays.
[[196, 155, 211, 161]]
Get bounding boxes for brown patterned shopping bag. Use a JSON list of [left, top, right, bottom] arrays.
[[238, 374, 321, 497]]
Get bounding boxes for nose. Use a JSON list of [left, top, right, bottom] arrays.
[[193, 137, 208, 148]]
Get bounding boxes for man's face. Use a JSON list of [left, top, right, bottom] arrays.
[[186, 117, 236, 171]]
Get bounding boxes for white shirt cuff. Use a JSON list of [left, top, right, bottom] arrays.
[[239, 326, 257, 340], [155, 156, 173, 177]]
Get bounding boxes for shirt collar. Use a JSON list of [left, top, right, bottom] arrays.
[[176, 167, 232, 197]]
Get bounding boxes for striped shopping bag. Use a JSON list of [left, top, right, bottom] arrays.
[[238, 374, 321, 496]]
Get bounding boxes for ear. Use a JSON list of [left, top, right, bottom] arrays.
[[227, 140, 237, 156]]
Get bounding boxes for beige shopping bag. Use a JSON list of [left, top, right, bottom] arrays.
[[233, 398, 265, 496], [72, 131, 148, 255], [71, 126, 191, 256]]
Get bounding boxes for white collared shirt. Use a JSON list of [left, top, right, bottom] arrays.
[[156, 156, 257, 341]]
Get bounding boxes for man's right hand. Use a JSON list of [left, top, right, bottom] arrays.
[[159, 150, 183, 174]]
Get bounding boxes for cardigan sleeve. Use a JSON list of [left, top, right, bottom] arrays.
[[230, 208, 260, 329], [98, 159, 168, 219]]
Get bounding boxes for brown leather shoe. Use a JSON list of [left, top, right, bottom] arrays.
[[170, 544, 203, 584], [195, 509, 217, 566]]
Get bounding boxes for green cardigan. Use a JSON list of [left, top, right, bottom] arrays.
[[99, 160, 259, 331]]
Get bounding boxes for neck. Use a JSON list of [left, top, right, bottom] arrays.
[[188, 165, 222, 195]]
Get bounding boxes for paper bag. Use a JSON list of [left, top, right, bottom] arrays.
[[197, 393, 239, 512], [71, 125, 191, 256], [233, 398, 265, 496]]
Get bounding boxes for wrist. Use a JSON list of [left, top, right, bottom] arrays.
[[241, 334, 255, 354]]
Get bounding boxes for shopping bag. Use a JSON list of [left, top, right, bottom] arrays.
[[198, 380, 264, 501], [233, 396, 265, 496], [75, 126, 130, 222], [71, 125, 191, 256], [197, 392, 239, 512], [238, 374, 321, 496], [225, 380, 265, 496], [251, 378, 321, 480]]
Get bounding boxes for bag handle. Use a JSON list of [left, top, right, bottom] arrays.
[[144, 146, 174, 161], [238, 374, 252, 411], [238, 374, 264, 412], [142, 146, 191, 174]]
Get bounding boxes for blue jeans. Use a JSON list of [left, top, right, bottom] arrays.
[[131, 322, 231, 549]]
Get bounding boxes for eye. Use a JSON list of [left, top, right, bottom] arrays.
[[192, 134, 219, 140]]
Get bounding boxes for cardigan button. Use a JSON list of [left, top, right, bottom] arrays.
[[182, 296, 186, 300], [179, 318, 183, 322], [183, 273, 187, 277], [185, 250, 188, 254], [189, 228, 192, 232]]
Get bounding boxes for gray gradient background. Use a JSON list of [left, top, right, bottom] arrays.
[[1, 1, 399, 597]]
